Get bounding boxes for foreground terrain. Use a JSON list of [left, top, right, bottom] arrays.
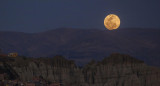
[[0, 53, 160, 86]]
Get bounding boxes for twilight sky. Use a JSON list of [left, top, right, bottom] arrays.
[[0, 0, 160, 33]]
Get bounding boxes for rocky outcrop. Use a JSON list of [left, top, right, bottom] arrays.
[[1, 53, 160, 86], [9, 55, 85, 85], [83, 53, 160, 86], [0, 57, 18, 80]]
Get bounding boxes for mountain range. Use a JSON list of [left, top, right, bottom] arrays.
[[0, 28, 160, 66]]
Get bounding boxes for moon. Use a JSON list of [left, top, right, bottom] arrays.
[[104, 14, 120, 30]]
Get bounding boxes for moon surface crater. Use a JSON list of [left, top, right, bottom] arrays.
[[104, 14, 120, 30]]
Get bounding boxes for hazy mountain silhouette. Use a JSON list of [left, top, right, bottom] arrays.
[[0, 28, 160, 66]]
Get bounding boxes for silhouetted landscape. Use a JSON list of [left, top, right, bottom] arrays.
[[0, 28, 160, 66], [0, 53, 160, 86], [1, 0, 160, 85]]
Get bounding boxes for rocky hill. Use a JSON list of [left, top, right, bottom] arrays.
[[0, 53, 160, 86], [0, 28, 160, 66]]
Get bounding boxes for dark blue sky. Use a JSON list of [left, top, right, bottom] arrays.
[[0, 0, 160, 33]]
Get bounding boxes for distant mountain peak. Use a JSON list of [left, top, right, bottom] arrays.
[[101, 53, 144, 65]]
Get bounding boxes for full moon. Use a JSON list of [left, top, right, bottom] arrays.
[[104, 14, 120, 30]]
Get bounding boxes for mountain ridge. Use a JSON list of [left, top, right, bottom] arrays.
[[0, 28, 160, 66]]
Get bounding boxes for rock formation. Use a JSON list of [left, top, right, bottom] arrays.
[[0, 53, 160, 86]]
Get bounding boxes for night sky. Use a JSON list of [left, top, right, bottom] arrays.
[[0, 0, 160, 33]]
